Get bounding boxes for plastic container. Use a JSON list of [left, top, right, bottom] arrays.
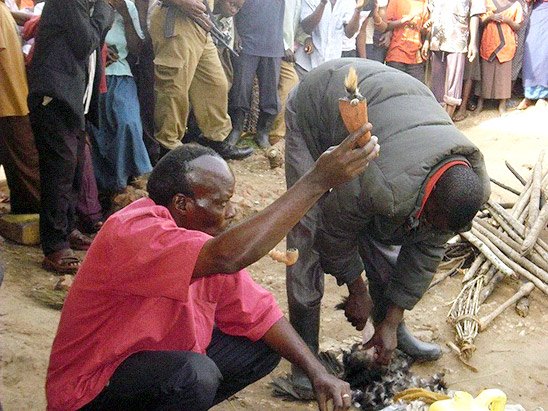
[[429, 390, 507, 411]]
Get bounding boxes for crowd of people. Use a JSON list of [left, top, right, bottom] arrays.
[[0, 0, 545, 409], [0, 0, 546, 272]]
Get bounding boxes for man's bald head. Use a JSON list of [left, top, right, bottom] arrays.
[[147, 144, 228, 207]]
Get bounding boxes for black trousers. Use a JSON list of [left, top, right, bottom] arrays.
[[29, 100, 86, 255], [229, 53, 281, 116], [387, 61, 425, 83], [80, 328, 281, 411]]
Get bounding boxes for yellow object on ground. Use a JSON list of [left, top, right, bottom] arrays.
[[393, 387, 450, 403], [429, 389, 507, 411], [0, 214, 40, 245]]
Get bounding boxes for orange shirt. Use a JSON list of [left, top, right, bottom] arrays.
[[480, 0, 523, 63], [386, 0, 428, 64]]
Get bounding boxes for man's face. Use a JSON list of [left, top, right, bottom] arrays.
[[216, 0, 245, 17], [186, 156, 236, 236]]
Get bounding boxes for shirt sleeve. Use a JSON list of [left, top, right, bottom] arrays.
[[341, 0, 355, 24], [300, 0, 316, 21], [386, 0, 398, 21], [384, 236, 448, 310], [470, 0, 487, 17], [316, 181, 371, 286], [125, 0, 145, 39], [214, 271, 284, 341]]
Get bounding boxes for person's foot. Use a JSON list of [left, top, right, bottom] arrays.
[[452, 110, 468, 122], [536, 98, 547, 108], [193, 135, 253, 160], [254, 129, 271, 149], [68, 229, 93, 250], [498, 100, 507, 116], [517, 98, 532, 110], [396, 322, 442, 362], [42, 248, 81, 274]]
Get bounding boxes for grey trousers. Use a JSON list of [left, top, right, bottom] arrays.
[[285, 126, 401, 350], [229, 52, 281, 116]]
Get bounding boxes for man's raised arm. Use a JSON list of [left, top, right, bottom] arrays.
[[193, 124, 380, 277]]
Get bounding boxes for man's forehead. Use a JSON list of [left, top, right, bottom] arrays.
[[188, 155, 234, 185]]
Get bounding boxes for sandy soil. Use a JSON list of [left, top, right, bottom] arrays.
[[1, 104, 548, 410]]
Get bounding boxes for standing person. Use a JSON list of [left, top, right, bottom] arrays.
[[45, 130, 380, 410], [0, 0, 40, 214], [358, 0, 390, 62], [149, 0, 252, 160], [518, 0, 548, 109], [269, 0, 302, 144], [88, 0, 153, 195], [295, 0, 362, 73], [226, 0, 285, 149], [27, 0, 113, 273], [423, 0, 485, 118], [285, 59, 490, 395], [476, 0, 523, 116], [384, 0, 428, 82]]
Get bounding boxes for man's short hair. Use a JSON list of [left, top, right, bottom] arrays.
[[147, 144, 220, 207], [431, 165, 484, 232]]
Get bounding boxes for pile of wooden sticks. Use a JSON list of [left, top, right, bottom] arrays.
[[446, 152, 548, 363]]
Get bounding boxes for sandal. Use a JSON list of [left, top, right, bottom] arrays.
[[43, 250, 81, 274], [68, 229, 93, 251]]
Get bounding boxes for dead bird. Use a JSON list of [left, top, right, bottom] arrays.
[[339, 344, 446, 410]]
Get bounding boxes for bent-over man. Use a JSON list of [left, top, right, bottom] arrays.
[[285, 58, 490, 395]]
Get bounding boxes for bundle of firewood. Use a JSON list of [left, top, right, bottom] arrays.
[[445, 152, 548, 365]]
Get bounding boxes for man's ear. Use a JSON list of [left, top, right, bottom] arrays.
[[172, 193, 193, 215]]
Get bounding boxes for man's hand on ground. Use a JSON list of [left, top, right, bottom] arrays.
[[312, 372, 352, 411], [310, 123, 380, 191]]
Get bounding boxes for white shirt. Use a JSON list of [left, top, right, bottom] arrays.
[[342, 9, 369, 51], [296, 0, 356, 71]]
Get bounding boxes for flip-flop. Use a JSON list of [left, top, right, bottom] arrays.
[[68, 229, 93, 251], [42, 254, 81, 274]]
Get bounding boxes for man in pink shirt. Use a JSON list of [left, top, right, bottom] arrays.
[[46, 128, 380, 410]]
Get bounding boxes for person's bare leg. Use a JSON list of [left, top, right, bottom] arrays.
[[445, 104, 456, 118], [475, 97, 484, 115], [454, 79, 473, 121], [498, 99, 507, 116]]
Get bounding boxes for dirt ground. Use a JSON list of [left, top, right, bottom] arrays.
[[1, 103, 548, 410]]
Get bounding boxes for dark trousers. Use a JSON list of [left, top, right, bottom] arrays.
[[29, 100, 86, 255], [0, 115, 40, 214], [129, 36, 160, 165], [366, 44, 387, 63], [80, 328, 281, 411], [230, 53, 281, 116], [387, 61, 425, 83]]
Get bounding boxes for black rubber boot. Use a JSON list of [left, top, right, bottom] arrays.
[[396, 321, 442, 362], [289, 304, 320, 400], [254, 112, 275, 149], [225, 109, 246, 146], [194, 135, 253, 161]]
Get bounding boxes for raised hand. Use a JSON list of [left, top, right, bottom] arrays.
[[310, 123, 380, 191]]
